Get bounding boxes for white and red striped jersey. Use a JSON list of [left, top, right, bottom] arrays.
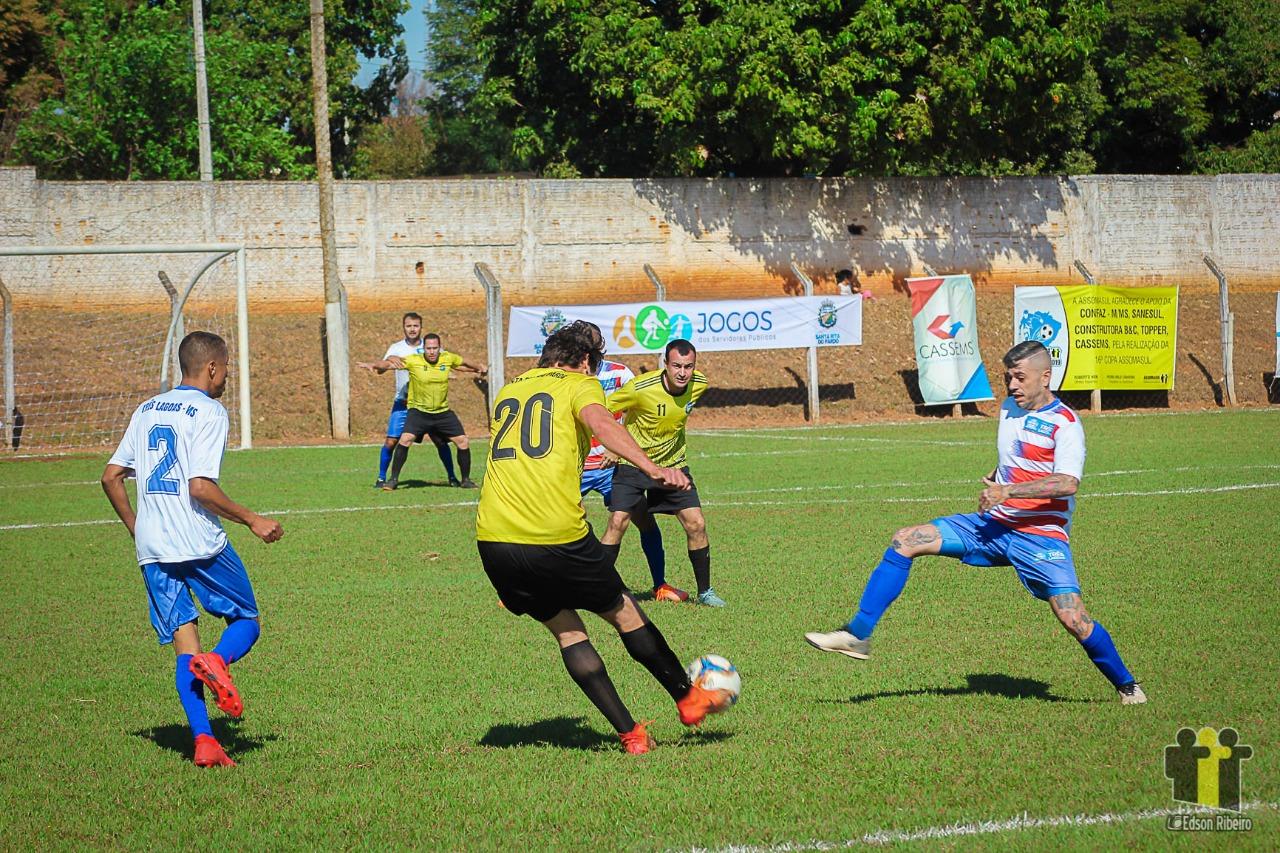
[[988, 396, 1085, 541], [583, 360, 635, 471]]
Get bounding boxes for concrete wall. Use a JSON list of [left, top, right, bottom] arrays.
[[1, 167, 1278, 309]]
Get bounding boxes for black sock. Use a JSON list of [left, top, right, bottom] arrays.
[[689, 546, 711, 594], [560, 640, 634, 733], [457, 447, 471, 480], [389, 444, 410, 481], [620, 622, 691, 701], [600, 542, 621, 569]]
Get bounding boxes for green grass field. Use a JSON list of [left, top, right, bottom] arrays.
[[1, 410, 1277, 849]]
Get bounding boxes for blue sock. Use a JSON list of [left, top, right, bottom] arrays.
[[639, 524, 666, 589], [378, 445, 393, 480], [1079, 621, 1135, 688], [175, 654, 212, 739], [213, 618, 260, 665], [437, 443, 457, 480], [846, 549, 912, 639]]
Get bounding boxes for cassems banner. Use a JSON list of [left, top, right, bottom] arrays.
[[506, 297, 863, 356], [907, 275, 994, 405], [1013, 286, 1178, 390]]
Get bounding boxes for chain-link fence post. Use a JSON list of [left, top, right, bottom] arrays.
[[789, 263, 820, 422], [475, 263, 504, 402], [1073, 260, 1103, 412], [1203, 254, 1236, 406]]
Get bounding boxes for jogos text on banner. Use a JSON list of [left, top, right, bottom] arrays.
[[906, 275, 994, 405], [1014, 286, 1179, 390], [506, 296, 863, 357]]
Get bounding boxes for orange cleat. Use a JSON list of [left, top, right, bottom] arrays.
[[677, 683, 733, 727], [619, 721, 656, 754], [190, 652, 243, 718], [193, 734, 236, 768], [653, 583, 690, 603]]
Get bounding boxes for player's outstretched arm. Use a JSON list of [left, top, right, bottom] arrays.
[[979, 474, 1079, 512], [356, 358, 396, 374], [189, 477, 284, 543], [100, 463, 137, 538], [578, 403, 690, 490], [458, 359, 487, 375]]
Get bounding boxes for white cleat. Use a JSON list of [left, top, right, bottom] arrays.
[[1117, 682, 1147, 705], [804, 629, 871, 660]]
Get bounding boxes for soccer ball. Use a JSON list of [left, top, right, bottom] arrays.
[[686, 654, 741, 705]]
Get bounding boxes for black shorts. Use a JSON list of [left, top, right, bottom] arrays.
[[403, 408, 465, 441], [609, 464, 701, 515], [477, 531, 626, 622]]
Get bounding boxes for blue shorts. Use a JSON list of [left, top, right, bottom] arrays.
[[931, 512, 1080, 601], [386, 398, 408, 437], [581, 467, 614, 508], [140, 543, 259, 645]]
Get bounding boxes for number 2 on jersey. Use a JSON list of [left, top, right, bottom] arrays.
[[491, 393, 554, 460], [145, 424, 181, 495]]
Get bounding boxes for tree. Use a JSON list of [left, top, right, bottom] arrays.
[[0, 0, 55, 161], [426, 0, 1107, 177], [5, 0, 409, 179]]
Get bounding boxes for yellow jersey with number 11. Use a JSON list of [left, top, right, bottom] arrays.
[[608, 369, 707, 468], [476, 368, 607, 544]]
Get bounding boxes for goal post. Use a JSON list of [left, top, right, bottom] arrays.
[[0, 243, 251, 452]]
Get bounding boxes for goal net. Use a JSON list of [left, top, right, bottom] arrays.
[[0, 244, 250, 453]]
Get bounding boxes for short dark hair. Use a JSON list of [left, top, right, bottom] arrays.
[[835, 269, 854, 283], [402, 312, 422, 324], [423, 333, 441, 343], [539, 320, 603, 372], [178, 331, 227, 377], [665, 338, 696, 360], [1003, 340, 1051, 368]]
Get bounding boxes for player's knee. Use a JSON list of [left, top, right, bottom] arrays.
[[683, 515, 706, 537], [454, 435, 470, 450], [383, 437, 397, 449]]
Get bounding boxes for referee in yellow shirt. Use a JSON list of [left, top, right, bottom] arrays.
[[476, 321, 732, 753], [602, 339, 724, 606]]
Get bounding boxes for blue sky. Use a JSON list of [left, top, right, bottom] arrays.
[[356, 0, 429, 85]]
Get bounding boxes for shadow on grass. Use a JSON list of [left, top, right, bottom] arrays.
[[131, 720, 279, 759], [384, 478, 466, 491], [827, 672, 1090, 705], [480, 715, 736, 750]]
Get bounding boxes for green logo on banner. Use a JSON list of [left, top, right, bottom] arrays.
[[635, 305, 670, 350]]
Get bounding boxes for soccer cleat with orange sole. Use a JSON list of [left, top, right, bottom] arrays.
[[676, 683, 733, 727], [653, 583, 690, 603], [189, 652, 243, 718], [193, 734, 236, 768], [619, 721, 656, 754]]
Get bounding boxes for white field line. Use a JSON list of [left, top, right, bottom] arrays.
[[4, 479, 1279, 533], [691, 801, 1278, 851]]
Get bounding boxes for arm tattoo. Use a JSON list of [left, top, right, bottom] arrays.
[[1005, 474, 1079, 500]]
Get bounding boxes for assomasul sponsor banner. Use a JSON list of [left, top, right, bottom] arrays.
[[1013, 286, 1179, 390], [906, 275, 994, 405], [507, 296, 863, 357]]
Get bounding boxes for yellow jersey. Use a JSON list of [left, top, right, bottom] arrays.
[[607, 369, 707, 468], [475, 367, 607, 544], [404, 351, 463, 413]]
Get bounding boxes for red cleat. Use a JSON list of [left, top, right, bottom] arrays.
[[653, 583, 690, 603], [619, 721, 656, 755], [193, 734, 236, 768], [190, 652, 243, 718], [677, 683, 733, 727]]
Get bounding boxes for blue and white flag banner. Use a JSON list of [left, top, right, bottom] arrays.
[[507, 297, 863, 357], [906, 274, 994, 405]]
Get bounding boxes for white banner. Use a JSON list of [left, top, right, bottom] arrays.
[[906, 275, 994, 405], [507, 297, 863, 357]]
